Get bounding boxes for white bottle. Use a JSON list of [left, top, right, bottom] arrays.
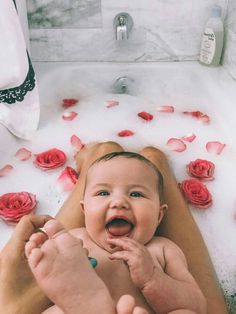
[[199, 5, 224, 66]]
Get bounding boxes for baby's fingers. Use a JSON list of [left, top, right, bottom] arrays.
[[109, 250, 131, 263]]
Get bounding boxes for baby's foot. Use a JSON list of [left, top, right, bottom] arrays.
[[25, 220, 100, 313]]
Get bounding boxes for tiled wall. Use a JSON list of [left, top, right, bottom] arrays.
[[27, 0, 229, 63], [223, 0, 236, 80]]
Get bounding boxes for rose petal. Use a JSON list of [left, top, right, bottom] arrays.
[[137, 111, 154, 121], [62, 111, 78, 121], [157, 106, 174, 113], [106, 100, 119, 108], [57, 166, 79, 192], [70, 135, 85, 150], [15, 148, 32, 161], [0, 165, 14, 177], [206, 141, 226, 155], [62, 98, 79, 108], [182, 111, 210, 124], [181, 133, 196, 143], [118, 130, 134, 137], [166, 138, 187, 152]]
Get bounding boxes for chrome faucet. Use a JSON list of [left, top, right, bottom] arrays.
[[113, 13, 133, 40], [113, 76, 133, 94]]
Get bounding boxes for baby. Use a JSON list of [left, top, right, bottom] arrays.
[[25, 152, 207, 314]]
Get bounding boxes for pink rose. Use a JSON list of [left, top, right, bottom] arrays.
[[179, 179, 212, 209], [0, 192, 37, 223], [34, 148, 67, 170], [57, 166, 78, 191], [187, 159, 215, 181]]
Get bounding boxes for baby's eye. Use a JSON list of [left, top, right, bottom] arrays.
[[97, 191, 109, 196], [130, 191, 143, 198]]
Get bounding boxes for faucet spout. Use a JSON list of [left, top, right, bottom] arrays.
[[113, 13, 133, 41]]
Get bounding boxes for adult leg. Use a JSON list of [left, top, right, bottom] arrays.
[[138, 147, 227, 314], [56, 142, 124, 229]]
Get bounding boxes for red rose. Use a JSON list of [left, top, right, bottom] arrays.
[[179, 179, 212, 209], [187, 159, 215, 181], [0, 192, 37, 223], [34, 148, 67, 170], [57, 166, 78, 191]]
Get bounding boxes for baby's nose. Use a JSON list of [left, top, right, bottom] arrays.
[[110, 196, 129, 209]]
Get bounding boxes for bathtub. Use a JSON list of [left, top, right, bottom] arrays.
[[1, 61, 236, 311]]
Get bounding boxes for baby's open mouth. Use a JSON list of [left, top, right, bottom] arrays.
[[105, 217, 134, 237]]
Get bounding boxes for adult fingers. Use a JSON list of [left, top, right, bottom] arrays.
[[7, 214, 53, 251]]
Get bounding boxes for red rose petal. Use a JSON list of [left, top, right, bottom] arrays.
[[181, 133, 196, 143], [118, 130, 134, 137], [106, 100, 119, 108], [182, 111, 210, 124], [70, 135, 85, 150], [137, 111, 153, 121], [157, 106, 174, 113], [62, 98, 79, 108], [206, 141, 226, 155], [15, 148, 32, 161], [166, 138, 187, 152], [0, 165, 14, 177], [62, 111, 78, 121]]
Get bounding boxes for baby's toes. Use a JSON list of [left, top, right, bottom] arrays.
[[27, 247, 44, 269]]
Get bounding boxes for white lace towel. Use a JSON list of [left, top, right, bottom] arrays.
[[0, 0, 40, 140]]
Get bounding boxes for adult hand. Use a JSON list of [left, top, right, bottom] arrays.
[[0, 214, 53, 314]]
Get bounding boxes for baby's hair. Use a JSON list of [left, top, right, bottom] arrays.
[[90, 151, 164, 204]]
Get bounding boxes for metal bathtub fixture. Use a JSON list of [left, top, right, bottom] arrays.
[[113, 76, 134, 94], [113, 12, 133, 40]]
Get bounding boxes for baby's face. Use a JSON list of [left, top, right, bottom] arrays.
[[81, 157, 166, 252]]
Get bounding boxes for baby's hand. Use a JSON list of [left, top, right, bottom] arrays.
[[108, 237, 156, 289]]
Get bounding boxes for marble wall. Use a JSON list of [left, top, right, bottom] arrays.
[[27, 0, 230, 63], [223, 0, 236, 80]]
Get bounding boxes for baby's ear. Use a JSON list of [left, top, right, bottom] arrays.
[[157, 203, 168, 225], [80, 200, 85, 213]]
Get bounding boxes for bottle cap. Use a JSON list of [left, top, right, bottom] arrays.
[[211, 5, 222, 18]]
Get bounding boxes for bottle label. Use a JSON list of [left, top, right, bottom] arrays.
[[200, 28, 216, 64]]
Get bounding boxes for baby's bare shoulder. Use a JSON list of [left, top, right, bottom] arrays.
[[147, 236, 186, 261], [69, 227, 87, 238]]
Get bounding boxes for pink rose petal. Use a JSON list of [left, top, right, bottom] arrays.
[[118, 130, 134, 137], [0, 165, 14, 177], [70, 135, 85, 150], [62, 98, 79, 108], [206, 141, 226, 155], [167, 138, 187, 152], [137, 111, 154, 121], [181, 133, 196, 143], [57, 166, 79, 192], [15, 148, 32, 161], [62, 111, 78, 121], [157, 105, 174, 113], [106, 100, 119, 108]]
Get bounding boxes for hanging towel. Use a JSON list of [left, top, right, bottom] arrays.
[[0, 0, 40, 140]]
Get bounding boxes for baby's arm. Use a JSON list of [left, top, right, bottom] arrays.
[[141, 238, 207, 314], [109, 237, 206, 314]]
